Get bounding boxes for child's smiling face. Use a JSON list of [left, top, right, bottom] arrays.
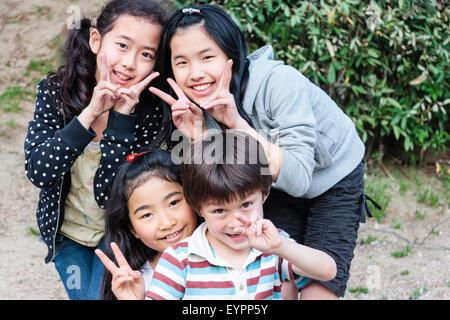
[[127, 176, 197, 255], [169, 24, 229, 106], [198, 190, 266, 256], [89, 14, 161, 88]]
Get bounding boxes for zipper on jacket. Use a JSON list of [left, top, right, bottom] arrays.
[[50, 117, 66, 263]]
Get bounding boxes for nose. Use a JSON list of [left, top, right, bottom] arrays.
[[189, 61, 205, 81], [158, 211, 177, 230], [121, 51, 136, 70], [227, 209, 245, 230]]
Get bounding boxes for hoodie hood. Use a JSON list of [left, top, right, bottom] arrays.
[[243, 45, 284, 116]]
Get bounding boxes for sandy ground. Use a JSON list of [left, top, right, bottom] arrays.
[[0, 0, 448, 300]]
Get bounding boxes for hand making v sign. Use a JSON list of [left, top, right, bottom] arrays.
[[201, 59, 247, 130], [114, 71, 160, 115], [149, 79, 205, 142], [95, 242, 145, 300]]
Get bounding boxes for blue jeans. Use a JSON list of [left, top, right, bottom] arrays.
[[52, 233, 105, 300]]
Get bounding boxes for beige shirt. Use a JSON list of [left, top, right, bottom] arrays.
[[60, 141, 105, 247]]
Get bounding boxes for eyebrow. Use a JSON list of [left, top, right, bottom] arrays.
[[133, 204, 152, 216], [172, 48, 213, 61], [117, 34, 157, 52], [132, 191, 183, 215], [163, 191, 182, 201]]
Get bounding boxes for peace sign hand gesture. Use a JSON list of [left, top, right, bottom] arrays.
[[95, 242, 145, 300], [149, 79, 205, 142], [201, 60, 246, 130], [86, 53, 120, 119], [233, 211, 283, 254], [114, 72, 160, 115]]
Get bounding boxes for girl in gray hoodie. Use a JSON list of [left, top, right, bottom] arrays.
[[150, 4, 379, 299]]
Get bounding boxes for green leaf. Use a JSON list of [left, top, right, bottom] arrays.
[[29, 227, 40, 236], [351, 85, 368, 95], [393, 125, 401, 140], [386, 97, 402, 109], [327, 64, 336, 84]]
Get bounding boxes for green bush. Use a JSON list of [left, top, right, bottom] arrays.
[[175, 0, 449, 163]]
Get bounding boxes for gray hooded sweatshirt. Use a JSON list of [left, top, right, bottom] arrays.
[[208, 45, 365, 199]]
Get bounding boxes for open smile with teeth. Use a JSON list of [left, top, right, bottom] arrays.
[[192, 83, 213, 91], [114, 70, 132, 81], [160, 227, 184, 240], [227, 233, 242, 238]]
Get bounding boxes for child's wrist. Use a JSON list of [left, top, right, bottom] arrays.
[[78, 108, 96, 130], [271, 235, 287, 256], [113, 104, 134, 115], [231, 117, 251, 131]]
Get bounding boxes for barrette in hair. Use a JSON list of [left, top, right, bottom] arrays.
[[127, 150, 151, 162], [89, 16, 97, 28], [182, 8, 201, 15]]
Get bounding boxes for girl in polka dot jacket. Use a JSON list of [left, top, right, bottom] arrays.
[[23, 0, 173, 299]]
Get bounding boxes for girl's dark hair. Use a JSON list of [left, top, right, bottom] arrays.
[[154, 4, 253, 127], [100, 148, 182, 300], [47, 0, 171, 147], [181, 130, 272, 213]]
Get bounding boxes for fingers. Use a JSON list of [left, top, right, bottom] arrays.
[[149, 86, 177, 106], [96, 87, 117, 102], [233, 211, 263, 236], [111, 242, 133, 271], [234, 212, 251, 227], [255, 219, 264, 237], [219, 59, 233, 91], [171, 104, 189, 112], [167, 78, 187, 100], [233, 226, 247, 237], [172, 109, 188, 119], [189, 103, 204, 117], [201, 98, 230, 111], [99, 53, 111, 82], [112, 268, 134, 283], [117, 87, 138, 103], [135, 72, 160, 93], [95, 248, 118, 274]]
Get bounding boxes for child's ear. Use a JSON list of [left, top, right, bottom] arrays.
[[262, 190, 270, 204], [89, 28, 101, 54], [196, 209, 204, 218], [129, 224, 140, 239]]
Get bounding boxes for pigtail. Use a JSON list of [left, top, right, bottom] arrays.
[[51, 18, 97, 120]]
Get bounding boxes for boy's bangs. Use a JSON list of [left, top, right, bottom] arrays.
[[196, 163, 261, 207]]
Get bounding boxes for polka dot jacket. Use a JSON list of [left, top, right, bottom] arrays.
[[24, 77, 165, 263]]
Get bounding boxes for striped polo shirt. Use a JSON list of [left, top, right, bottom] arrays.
[[146, 222, 310, 300]]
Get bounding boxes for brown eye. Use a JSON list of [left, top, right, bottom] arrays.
[[241, 202, 253, 209], [213, 208, 225, 214], [141, 212, 153, 219], [142, 52, 153, 60]]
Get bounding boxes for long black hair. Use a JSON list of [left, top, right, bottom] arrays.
[[154, 4, 253, 127], [100, 148, 182, 300], [46, 0, 172, 147]]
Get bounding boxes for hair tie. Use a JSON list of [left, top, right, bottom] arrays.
[[90, 16, 97, 28], [127, 150, 151, 162], [182, 8, 201, 15]]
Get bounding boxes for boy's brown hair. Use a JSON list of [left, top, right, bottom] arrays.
[[181, 130, 272, 213]]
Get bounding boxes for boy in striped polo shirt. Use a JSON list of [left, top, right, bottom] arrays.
[[146, 130, 337, 300]]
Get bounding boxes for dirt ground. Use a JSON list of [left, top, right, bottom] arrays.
[[0, 0, 448, 300]]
